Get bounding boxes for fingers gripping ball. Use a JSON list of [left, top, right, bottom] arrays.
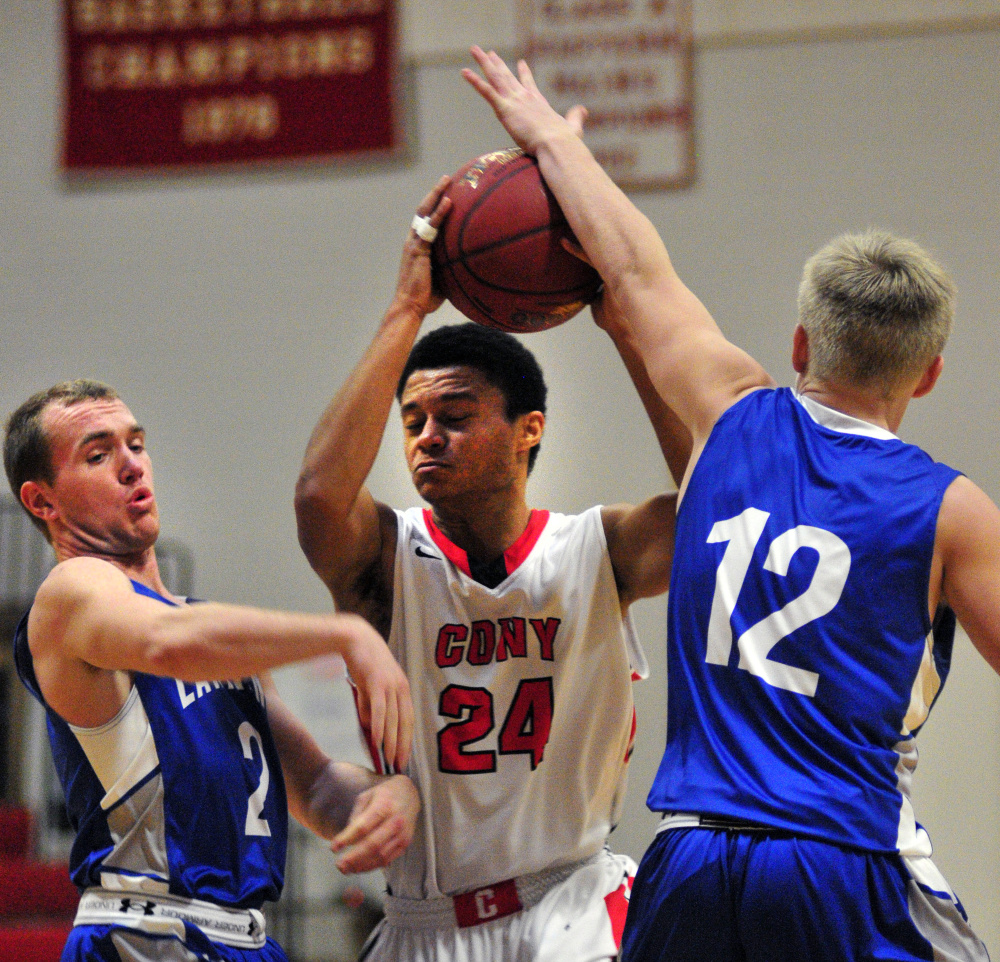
[[431, 149, 602, 333]]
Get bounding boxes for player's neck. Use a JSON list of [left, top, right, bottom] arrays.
[[56, 540, 173, 599], [795, 375, 909, 434], [429, 496, 532, 564]]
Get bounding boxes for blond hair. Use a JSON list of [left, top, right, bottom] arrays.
[[797, 231, 955, 392]]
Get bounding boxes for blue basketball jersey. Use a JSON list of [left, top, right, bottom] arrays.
[[648, 387, 961, 853], [13, 580, 287, 908]]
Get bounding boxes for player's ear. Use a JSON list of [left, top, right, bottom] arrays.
[[20, 480, 57, 524], [912, 355, 943, 399], [791, 324, 809, 374], [519, 411, 545, 452]]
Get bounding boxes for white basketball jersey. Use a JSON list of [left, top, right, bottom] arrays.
[[383, 505, 646, 899]]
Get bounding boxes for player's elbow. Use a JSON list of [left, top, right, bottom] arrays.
[[294, 476, 338, 557]]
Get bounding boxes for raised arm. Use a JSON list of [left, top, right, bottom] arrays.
[[589, 290, 689, 605], [262, 674, 419, 874], [295, 179, 451, 630], [592, 288, 692, 489], [29, 556, 412, 769], [463, 48, 773, 443]]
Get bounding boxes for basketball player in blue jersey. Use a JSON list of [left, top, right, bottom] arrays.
[[3, 380, 419, 962], [293, 177, 692, 961], [465, 46, 1000, 962]]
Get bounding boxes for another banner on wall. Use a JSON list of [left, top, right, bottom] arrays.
[[521, 0, 693, 190], [62, 0, 399, 174]]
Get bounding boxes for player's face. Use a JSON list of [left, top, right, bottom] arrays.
[[40, 398, 159, 557], [400, 366, 533, 505]]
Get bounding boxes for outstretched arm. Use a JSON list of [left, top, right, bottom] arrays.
[[263, 674, 419, 874], [295, 179, 452, 630], [29, 556, 413, 769], [463, 48, 773, 444]]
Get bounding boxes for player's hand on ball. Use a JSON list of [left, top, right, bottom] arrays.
[[462, 46, 585, 156], [589, 289, 628, 339], [393, 176, 452, 320], [342, 620, 413, 772], [331, 774, 420, 873]]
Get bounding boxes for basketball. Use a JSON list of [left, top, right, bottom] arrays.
[[431, 148, 602, 333]]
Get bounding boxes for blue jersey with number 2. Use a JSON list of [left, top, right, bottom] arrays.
[[648, 388, 960, 854], [13, 581, 287, 907]]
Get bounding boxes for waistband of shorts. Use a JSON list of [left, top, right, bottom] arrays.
[[74, 887, 266, 949], [657, 812, 796, 837], [382, 854, 601, 930]]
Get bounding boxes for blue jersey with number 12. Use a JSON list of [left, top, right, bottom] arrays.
[[648, 387, 960, 854]]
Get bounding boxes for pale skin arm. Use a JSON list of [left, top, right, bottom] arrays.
[[294, 179, 452, 630], [463, 48, 774, 446], [262, 674, 419, 873], [934, 476, 1000, 676], [28, 555, 412, 768]]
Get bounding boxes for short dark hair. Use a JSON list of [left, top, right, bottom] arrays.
[[4, 379, 119, 536], [397, 323, 548, 472]]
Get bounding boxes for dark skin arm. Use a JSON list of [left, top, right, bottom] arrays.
[[294, 180, 453, 637]]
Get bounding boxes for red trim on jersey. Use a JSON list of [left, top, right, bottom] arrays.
[[351, 682, 386, 775], [504, 509, 549, 571], [422, 509, 551, 580], [604, 873, 633, 948], [423, 508, 473, 575]]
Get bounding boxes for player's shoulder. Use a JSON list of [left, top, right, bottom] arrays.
[[28, 558, 134, 655], [938, 475, 997, 535], [36, 556, 132, 605]]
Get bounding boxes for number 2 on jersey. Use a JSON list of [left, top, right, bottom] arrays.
[[705, 507, 851, 697], [438, 678, 554, 774], [239, 721, 272, 837]]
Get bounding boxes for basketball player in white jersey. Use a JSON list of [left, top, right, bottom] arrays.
[[294, 175, 692, 961], [464, 46, 1000, 962], [4, 380, 418, 962]]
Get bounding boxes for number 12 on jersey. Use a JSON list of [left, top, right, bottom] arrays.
[[705, 507, 851, 697], [438, 678, 554, 774]]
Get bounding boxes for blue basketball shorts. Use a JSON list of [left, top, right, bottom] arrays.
[[61, 924, 290, 962], [620, 825, 990, 962]]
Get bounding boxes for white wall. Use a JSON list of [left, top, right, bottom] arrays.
[[399, 0, 1000, 55], [2, 1, 998, 952]]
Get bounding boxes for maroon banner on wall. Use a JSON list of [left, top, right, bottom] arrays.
[[62, 0, 399, 174]]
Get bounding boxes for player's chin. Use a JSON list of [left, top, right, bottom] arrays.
[[412, 471, 452, 499], [124, 517, 160, 552]]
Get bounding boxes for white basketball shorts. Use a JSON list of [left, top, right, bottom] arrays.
[[360, 848, 635, 962]]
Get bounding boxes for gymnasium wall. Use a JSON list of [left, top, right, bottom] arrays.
[[2, 2, 999, 952]]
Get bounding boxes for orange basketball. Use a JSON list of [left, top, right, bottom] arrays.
[[432, 149, 602, 333]]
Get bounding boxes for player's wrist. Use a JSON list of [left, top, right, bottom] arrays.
[[531, 123, 584, 160], [383, 297, 429, 330]]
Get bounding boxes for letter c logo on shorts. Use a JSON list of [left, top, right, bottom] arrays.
[[475, 889, 498, 919]]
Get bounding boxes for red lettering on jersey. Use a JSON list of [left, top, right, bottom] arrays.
[[436, 624, 468, 668], [438, 686, 496, 773], [467, 620, 496, 666], [496, 618, 527, 660], [498, 677, 553, 769], [529, 618, 561, 661]]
